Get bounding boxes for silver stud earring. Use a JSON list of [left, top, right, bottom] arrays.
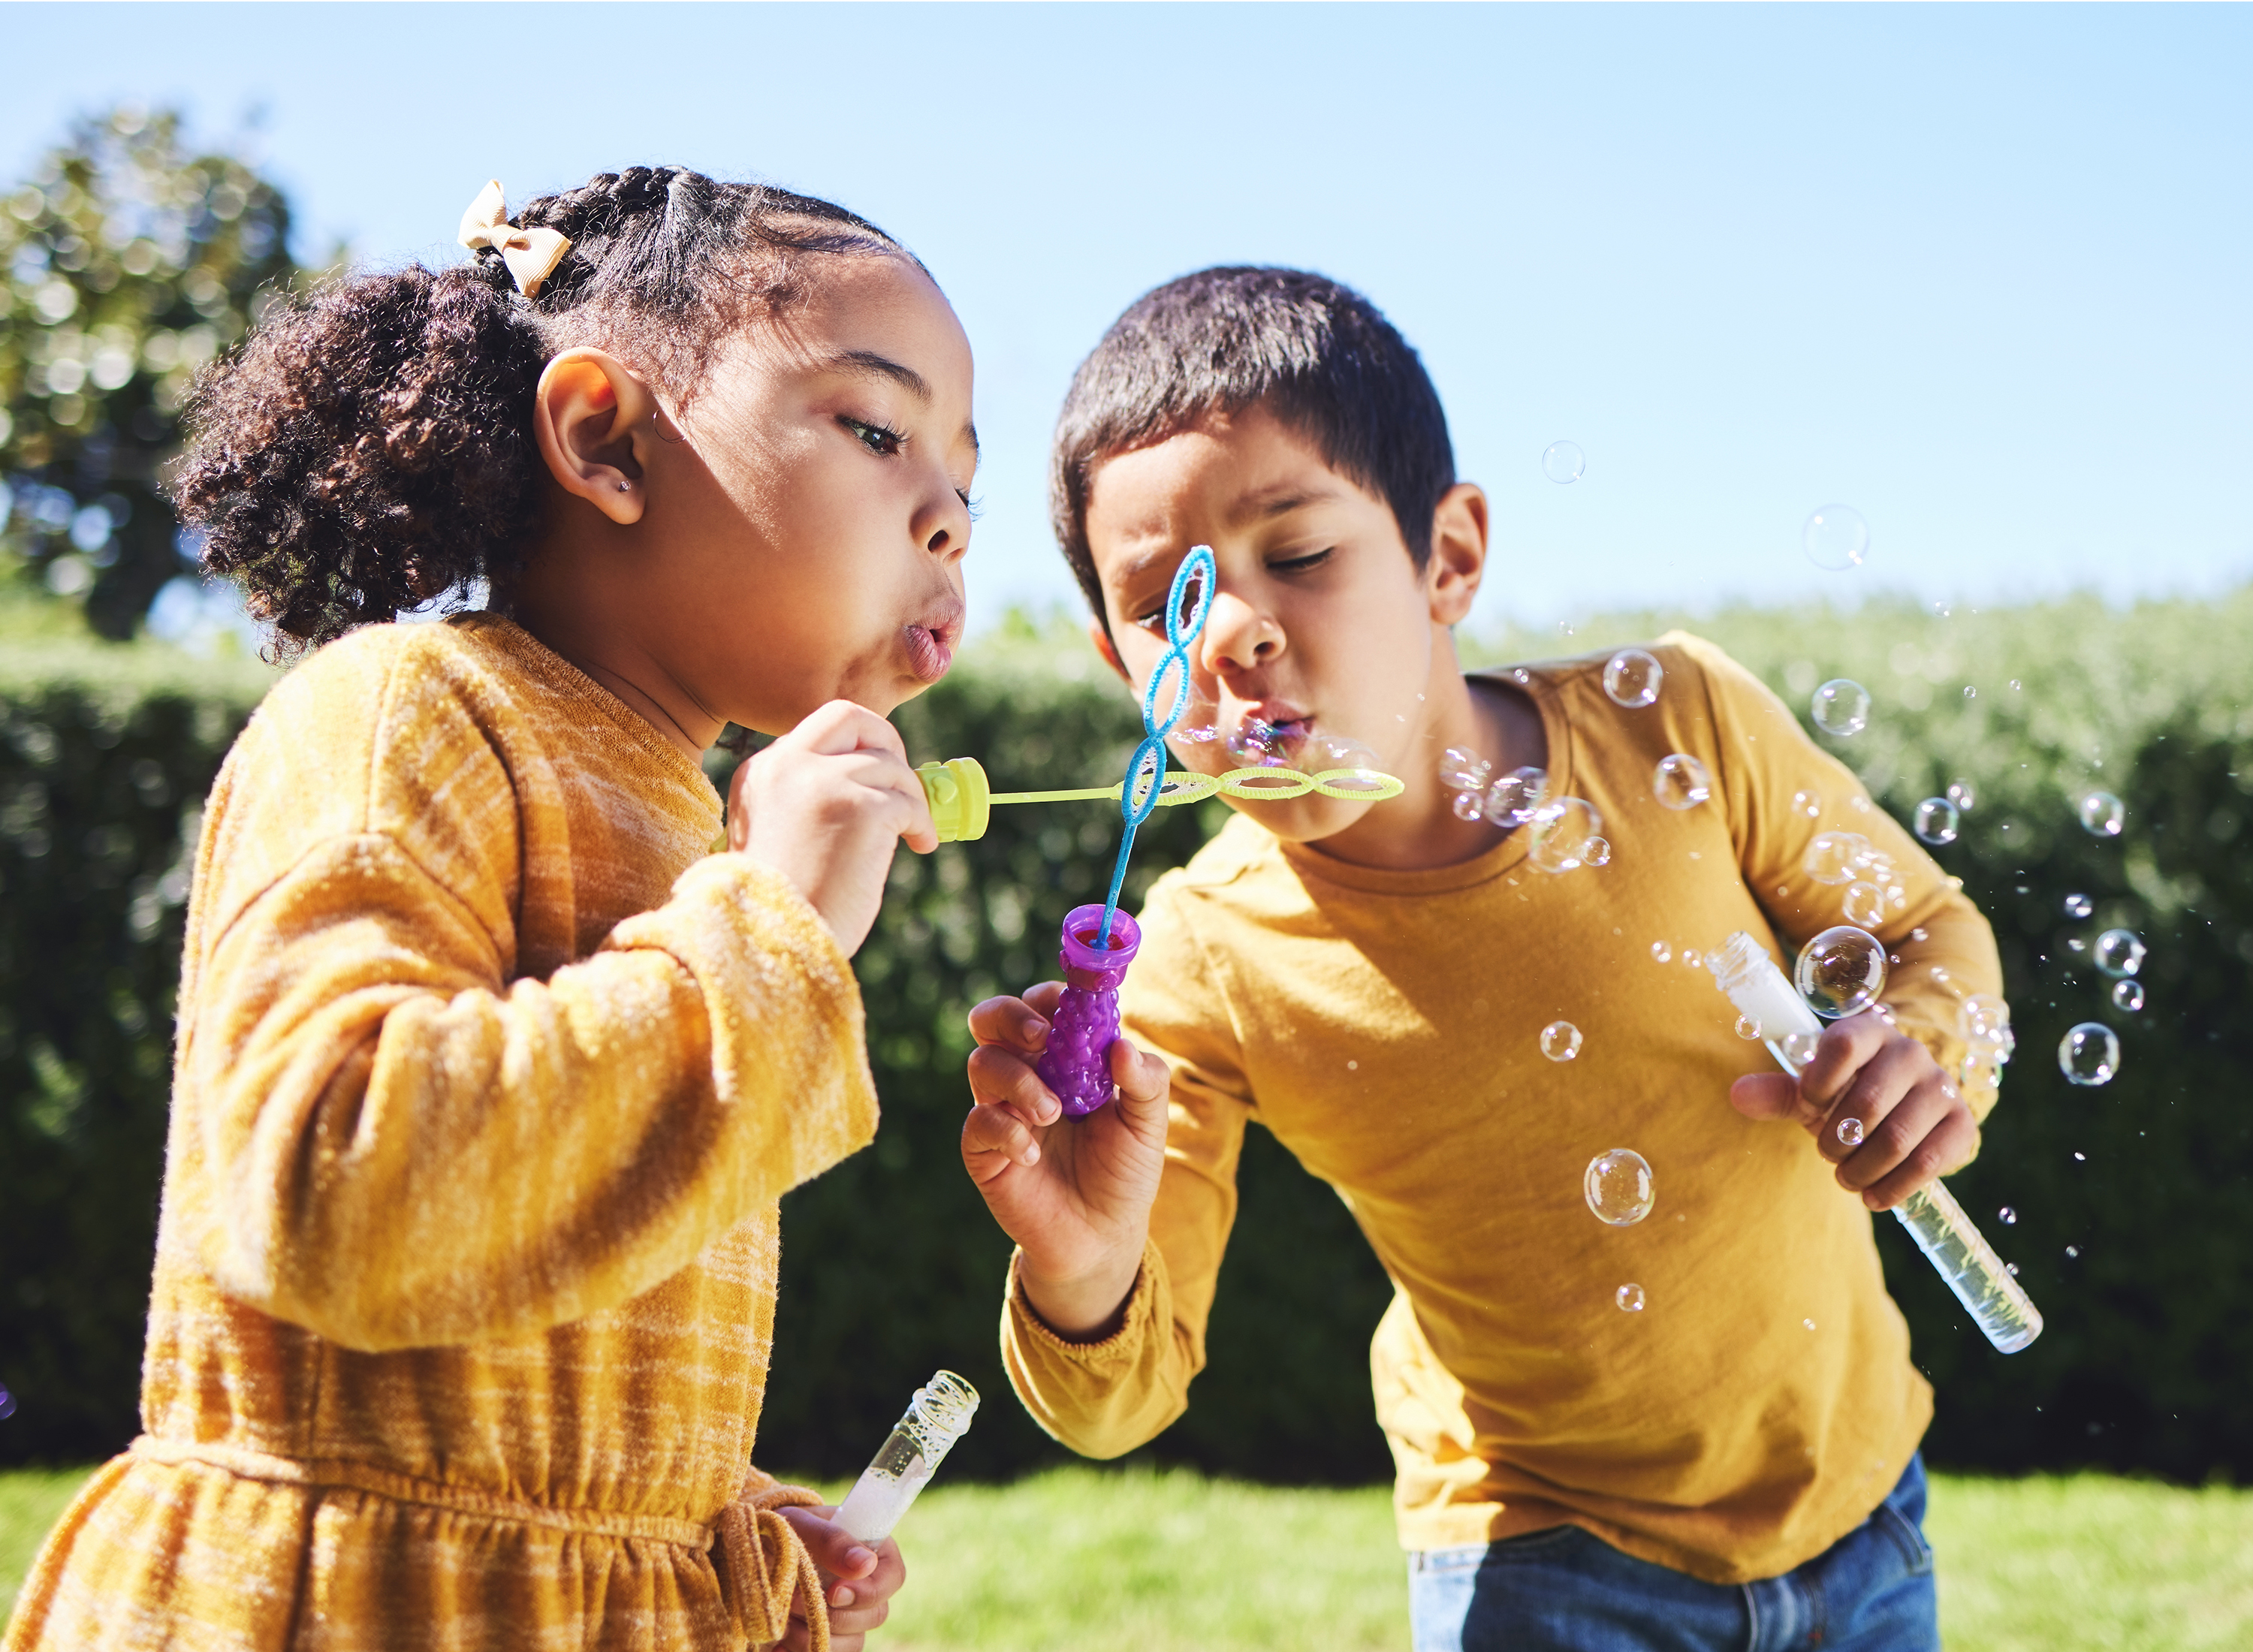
[[617, 481, 631, 492]]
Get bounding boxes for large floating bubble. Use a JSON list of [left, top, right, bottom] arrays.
[[1804, 830, 1869, 885], [1585, 1148, 1655, 1226], [2058, 1023, 2120, 1087], [2079, 791, 2125, 838], [1543, 440, 1586, 484], [1842, 882, 1887, 929], [1540, 1020, 1583, 1063], [1485, 766, 1549, 829], [1914, 797, 1959, 846], [1528, 797, 1604, 873], [1802, 504, 1869, 571], [1811, 680, 1871, 737], [1604, 649, 1663, 708], [1795, 925, 1889, 1019], [1438, 746, 1491, 793], [1652, 753, 1712, 810], [2093, 928, 2145, 978]]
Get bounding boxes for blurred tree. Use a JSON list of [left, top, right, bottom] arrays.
[[0, 108, 305, 638]]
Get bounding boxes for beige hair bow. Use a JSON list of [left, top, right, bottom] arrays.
[[457, 180, 571, 297]]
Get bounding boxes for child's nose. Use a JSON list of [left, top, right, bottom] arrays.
[[1199, 591, 1283, 672]]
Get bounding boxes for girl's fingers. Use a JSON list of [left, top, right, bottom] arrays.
[[967, 993, 1053, 1054], [1856, 1099, 1978, 1210], [967, 1046, 1062, 1126]]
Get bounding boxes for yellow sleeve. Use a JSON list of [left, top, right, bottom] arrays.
[[999, 870, 1253, 1456], [170, 645, 877, 1352], [1673, 633, 2006, 1120]]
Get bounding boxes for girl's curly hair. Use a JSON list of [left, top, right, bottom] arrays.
[[176, 167, 913, 653]]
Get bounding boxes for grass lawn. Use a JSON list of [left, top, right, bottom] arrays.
[[5, 1463, 2249, 1648]]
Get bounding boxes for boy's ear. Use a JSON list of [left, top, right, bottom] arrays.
[[1087, 620, 1133, 683], [1425, 483, 1489, 626], [532, 348, 662, 526]]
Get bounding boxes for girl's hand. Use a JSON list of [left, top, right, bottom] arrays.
[[728, 701, 936, 957], [960, 983, 1172, 1338], [776, 1504, 903, 1652], [1727, 1011, 1979, 1210]]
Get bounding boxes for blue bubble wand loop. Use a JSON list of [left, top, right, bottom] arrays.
[[1098, 545, 1217, 946]]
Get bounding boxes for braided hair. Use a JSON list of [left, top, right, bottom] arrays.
[[176, 167, 915, 652]]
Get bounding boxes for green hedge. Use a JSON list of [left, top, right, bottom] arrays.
[[3, 595, 2248, 1486]]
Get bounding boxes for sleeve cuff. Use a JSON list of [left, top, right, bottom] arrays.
[[1005, 1239, 1165, 1368]]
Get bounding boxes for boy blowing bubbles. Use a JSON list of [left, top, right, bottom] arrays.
[[961, 269, 2001, 1651]]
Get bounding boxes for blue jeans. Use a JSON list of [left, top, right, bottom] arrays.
[[1407, 1456, 1937, 1652]]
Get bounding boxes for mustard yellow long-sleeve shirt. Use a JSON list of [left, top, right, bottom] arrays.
[[1003, 635, 2002, 1586], [5, 616, 878, 1651]]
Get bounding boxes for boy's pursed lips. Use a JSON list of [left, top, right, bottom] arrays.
[[903, 601, 964, 683]]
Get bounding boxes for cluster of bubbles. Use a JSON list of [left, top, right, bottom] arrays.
[[1800, 831, 1909, 931], [2046, 918, 2143, 1086], [1437, 747, 1609, 873]]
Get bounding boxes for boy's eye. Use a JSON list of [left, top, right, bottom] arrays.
[[840, 416, 906, 457], [1270, 547, 1333, 575]]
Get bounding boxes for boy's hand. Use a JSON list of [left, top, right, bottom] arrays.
[[776, 1503, 903, 1652], [1728, 1011, 1978, 1210], [727, 701, 937, 957], [961, 982, 1172, 1338]]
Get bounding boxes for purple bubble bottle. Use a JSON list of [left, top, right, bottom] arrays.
[[1036, 903, 1143, 1117]]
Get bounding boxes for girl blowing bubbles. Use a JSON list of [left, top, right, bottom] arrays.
[[2, 167, 974, 1652]]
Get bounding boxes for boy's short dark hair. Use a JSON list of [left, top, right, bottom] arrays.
[[1050, 266, 1456, 634]]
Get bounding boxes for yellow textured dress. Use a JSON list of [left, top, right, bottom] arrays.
[[4, 616, 878, 1652]]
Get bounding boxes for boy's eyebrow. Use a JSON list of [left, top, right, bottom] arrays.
[[1233, 481, 1352, 525], [824, 349, 980, 459]]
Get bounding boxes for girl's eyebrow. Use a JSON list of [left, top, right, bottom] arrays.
[[824, 349, 979, 460]]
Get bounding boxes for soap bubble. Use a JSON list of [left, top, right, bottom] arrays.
[[0, 1385, 12, 1420], [1651, 940, 1672, 964], [1965, 686, 1977, 699], [1999, 1206, 2017, 1225], [1306, 734, 1388, 794], [1615, 1283, 1645, 1313], [1438, 746, 1491, 792], [1584, 1148, 1655, 1226], [1811, 680, 1871, 737], [1850, 794, 1873, 814], [1842, 882, 1887, 929], [1780, 1031, 1821, 1069], [1582, 836, 1612, 868], [1947, 778, 1977, 812], [2093, 929, 2145, 978], [1791, 788, 1823, 820], [1959, 994, 2012, 1051], [1652, 753, 1712, 810], [1837, 1118, 1865, 1147], [1484, 766, 1549, 829], [1914, 797, 1960, 846], [1226, 717, 1291, 767], [2063, 893, 2093, 920], [1543, 440, 1586, 484], [2078, 791, 2125, 837], [2058, 1023, 2121, 1086], [1734, 1014, 1763, 1041], [1528, 797, 1604, 873], [1681, 948, 1702, 971], [2110, 978, 2146, 1014], [1604, 649, 1663, 707], [1804, 831, 1868, 885], [1802, 504, 1869, 571], [1796, 925, 1889, 1018], [1540, 1020, 1583, 1062], [1451, 790, 1485, 821]]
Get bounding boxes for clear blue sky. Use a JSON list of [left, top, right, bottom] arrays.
[[8, 3, 2248, 636]]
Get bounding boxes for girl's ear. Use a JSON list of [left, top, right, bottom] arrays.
[[1425, 483, 1489, 626], [532, 348, 662, 525]]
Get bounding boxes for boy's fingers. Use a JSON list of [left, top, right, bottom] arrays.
[[1110, 1037, 1171, 1108], [967, 993, 1053, 1054], [962, 1099, 1042, 1174], [967, 1045, 1062, 1126], [1796, 1014, 1892, 1108]]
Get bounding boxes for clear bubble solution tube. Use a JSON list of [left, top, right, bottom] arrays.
[[834, 1370, 980, 1544], [1706, 931, 2043, 1355]]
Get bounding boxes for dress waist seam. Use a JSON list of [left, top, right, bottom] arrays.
[[127, 1433, 716, 1548]]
